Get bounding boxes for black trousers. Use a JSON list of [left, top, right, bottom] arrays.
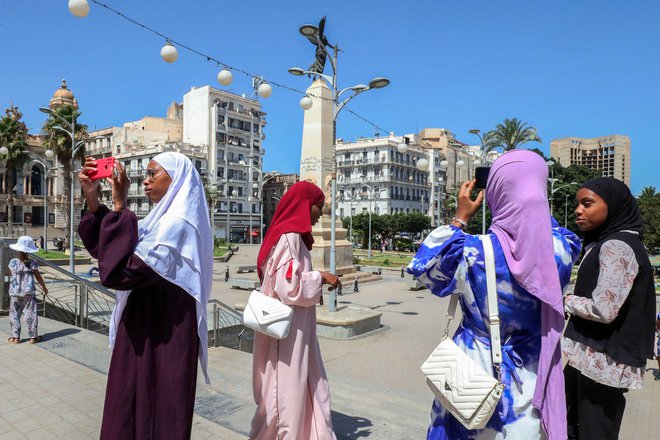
[[565, 365, 627, 440]]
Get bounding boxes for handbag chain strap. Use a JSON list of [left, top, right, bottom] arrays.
[[441, 235, 503, 372]]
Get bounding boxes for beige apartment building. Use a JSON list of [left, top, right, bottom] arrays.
[[550, 135, 631, 187], [85, 102, 208, 218]]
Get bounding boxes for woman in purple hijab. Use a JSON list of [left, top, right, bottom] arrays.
[[408, 150, 581, 440]]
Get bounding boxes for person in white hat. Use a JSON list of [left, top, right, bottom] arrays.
[[7, 236, 48, 344]]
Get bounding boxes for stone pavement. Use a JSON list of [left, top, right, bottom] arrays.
[[2, 244, 659, 439]]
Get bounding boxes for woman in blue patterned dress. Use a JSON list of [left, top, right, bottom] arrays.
[[408, 150, 581, 440]]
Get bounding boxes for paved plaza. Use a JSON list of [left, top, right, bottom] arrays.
[[1, 244, 659, 439]]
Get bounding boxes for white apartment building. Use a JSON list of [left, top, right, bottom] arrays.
[[336, 134, 447, 225], [183, 86, 266, 241]]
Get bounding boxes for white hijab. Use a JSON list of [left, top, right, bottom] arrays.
[[109, 152, 213, 383]]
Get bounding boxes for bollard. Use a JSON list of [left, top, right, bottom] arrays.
[[224, 266, 230, 282], [353, 276, 359, 293], [319, 293, 324, 306], [401, 265, 405, 278]]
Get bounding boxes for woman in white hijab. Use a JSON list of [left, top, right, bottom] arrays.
[[78, 152, 212, 440]]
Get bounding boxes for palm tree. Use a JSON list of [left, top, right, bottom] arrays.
[[0, 114, 30, 232], [489, 118, 541, 151], [640, 186, 658, 198], [42, 105, 88, 250]]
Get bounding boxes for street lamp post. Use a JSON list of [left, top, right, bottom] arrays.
[[39, 107, 84, 274], [258, 173, 282, 244], [437, 176, 444, 226], [565, 194, 570, 228], [360, 180, 382, 259], [289, 24, 389, 312], [551, 182, 579, 216]]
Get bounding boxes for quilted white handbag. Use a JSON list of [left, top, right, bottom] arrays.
[[243, 289, 293, 339], [420, 235, 504, 430]]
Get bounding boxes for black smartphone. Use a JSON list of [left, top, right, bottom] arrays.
[[475, 166, 491, 189]]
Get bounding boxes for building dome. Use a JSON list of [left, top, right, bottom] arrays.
[[49, 79, 79, 109]]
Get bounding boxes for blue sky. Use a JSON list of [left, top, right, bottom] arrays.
[[1, 0, 658, 194]]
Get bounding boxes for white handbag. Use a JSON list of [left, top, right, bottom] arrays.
[[243, 289, 294, 339], [420, 234, 504, 430]]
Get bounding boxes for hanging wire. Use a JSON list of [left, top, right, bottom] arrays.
[[87, 0, 391, 134]]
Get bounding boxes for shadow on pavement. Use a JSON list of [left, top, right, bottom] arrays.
[[41, 328, 81, 341], [332, 410, 372, 439]]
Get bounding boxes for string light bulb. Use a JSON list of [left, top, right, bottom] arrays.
[[257, 83, 272, 98], [299, 95, 313, 110], [217, 69, 233, 86], [160, 41, 178, 63], [416, 158, 429, 171], [68, 0, 90, 17]]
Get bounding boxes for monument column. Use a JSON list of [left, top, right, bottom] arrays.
[[299, 80, 354, 274]]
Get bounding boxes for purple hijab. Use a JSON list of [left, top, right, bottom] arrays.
[[486, 150, 566, 440]]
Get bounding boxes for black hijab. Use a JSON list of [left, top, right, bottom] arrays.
[[580, 177, 643, 247]]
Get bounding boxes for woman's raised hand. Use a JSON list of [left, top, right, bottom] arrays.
[[110, 160, 130, 212], [454, 179, 484, 224], [79, 157, 101, 213], [79, 157, 100, 195]]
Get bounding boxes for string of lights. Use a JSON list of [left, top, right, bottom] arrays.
[[66, 0, 391, 135]]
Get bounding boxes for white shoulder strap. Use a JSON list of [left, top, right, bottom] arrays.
[[482, 235, 502, 366], [443, 234, 502, 368]]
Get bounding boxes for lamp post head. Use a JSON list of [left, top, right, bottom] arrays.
[[368, 77, 390, 89], [45, 150, 54, 159], [288, 67, 306, 76], [351, 84, 369, 92], [299, 24, 320, 37], [397, 142, 408, 153], [39, 107, 53, 115], [469, 129, 480, 135]]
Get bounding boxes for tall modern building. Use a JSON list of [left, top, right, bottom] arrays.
[[183, 86, 266, 241], [550, 135, 631, 187]]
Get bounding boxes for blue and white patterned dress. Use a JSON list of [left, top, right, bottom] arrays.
[[408, 221, 580, 440]]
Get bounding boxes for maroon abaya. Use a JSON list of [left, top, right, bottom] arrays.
[[79, 206, 199, 440]]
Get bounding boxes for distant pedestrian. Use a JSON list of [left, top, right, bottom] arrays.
[[7, 236, 48, 344], [39, 235, 44, 249], [252, 181, 341, 440], [563, 177, 656, 440]]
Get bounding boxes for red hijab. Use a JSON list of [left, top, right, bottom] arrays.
[[257, 181, 325, 280]]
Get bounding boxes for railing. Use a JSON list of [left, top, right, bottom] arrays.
[[0, 224, 26, 238], [207, 299, 253, 352], [31, 254, 117, 335], [25, 255, 251, 350]]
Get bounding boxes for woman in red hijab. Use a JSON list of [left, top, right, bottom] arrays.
[[251, 181, 341, 440]]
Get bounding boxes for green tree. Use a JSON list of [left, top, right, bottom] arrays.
[[42, 105, 88, 249], [0, 114, 30, 231], [638, 186, 660, 252], [400, 212, 432, 235], [489, 118, 541, 151]]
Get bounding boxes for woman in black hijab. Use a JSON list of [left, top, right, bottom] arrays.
[[562, 177, 655, 440]]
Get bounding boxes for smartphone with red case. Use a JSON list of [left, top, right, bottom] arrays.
[[88, 157, 116, 180]]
